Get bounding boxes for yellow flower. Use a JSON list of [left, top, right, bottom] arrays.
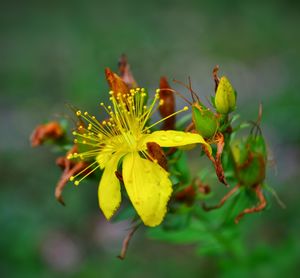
[[68, 88, 210, 227]]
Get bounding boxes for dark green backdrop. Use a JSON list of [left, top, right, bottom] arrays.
[[1, 0, 299, 277]]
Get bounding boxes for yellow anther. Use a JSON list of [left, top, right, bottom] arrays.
[[74, 180, 80, 186], [76, 110, 81, 116], [183, 106, 189, 111], [72, 131, 77, 135], [84, 111, 88, 116], [155, 88, 160, 93], [70, 176, 75, 181]]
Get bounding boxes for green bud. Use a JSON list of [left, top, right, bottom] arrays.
[[192, 103, 218, 139], [231, 135, 267, 187], [215, 76, 236, 114]]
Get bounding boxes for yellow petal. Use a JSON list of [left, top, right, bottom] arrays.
[[98, 153, 123, 220], [142, 130, 212, 154], [96, 150, 113, 169], [96, 136, 124, 169], [122, 152, 172, 227]]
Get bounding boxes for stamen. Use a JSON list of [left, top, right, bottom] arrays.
[[143, 106, 189, 132], [69, 160, 98, 183]]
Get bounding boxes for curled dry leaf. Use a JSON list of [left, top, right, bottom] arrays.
[[55, 145, 89, 206], [202, 133, 228, 186], [212, 65, 220, 92], [203, 183, 267, 224], [235, 184, 267, 224], [118, 54, 138, 88], [30, 121, 64, 147]]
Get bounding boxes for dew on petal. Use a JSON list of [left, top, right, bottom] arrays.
[[173, 135, 183, 142], [160, 135, 168, 141]]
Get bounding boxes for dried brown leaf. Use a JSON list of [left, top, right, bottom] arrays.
[[30, 121, 64, 147], [118, 54, 138, 88]]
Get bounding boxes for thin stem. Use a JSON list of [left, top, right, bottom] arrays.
[[118, 224, 140, 260]]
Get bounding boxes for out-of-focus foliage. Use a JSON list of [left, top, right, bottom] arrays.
[[1, 0, 300, 277]]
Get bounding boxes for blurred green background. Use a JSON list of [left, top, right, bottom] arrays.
[[1, 0, 300, 277]]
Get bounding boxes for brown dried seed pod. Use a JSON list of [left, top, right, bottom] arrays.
[[159, 76, 176, 130], [105, 67, 129, 97], [146, 142, 168, 171], [118, 54, 138, 89]]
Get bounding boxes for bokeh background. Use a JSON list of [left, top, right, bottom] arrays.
[[1, 0, 300, 277]]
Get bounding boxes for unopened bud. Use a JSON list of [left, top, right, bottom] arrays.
[[215, 76, 236, 114], [231, 134, 267, 187], [192, 103, 218, 139]]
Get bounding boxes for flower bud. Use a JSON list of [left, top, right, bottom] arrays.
[[215, 76, 236, 114], [192, 103, 218, 139], [231, 135, 267, 187]]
